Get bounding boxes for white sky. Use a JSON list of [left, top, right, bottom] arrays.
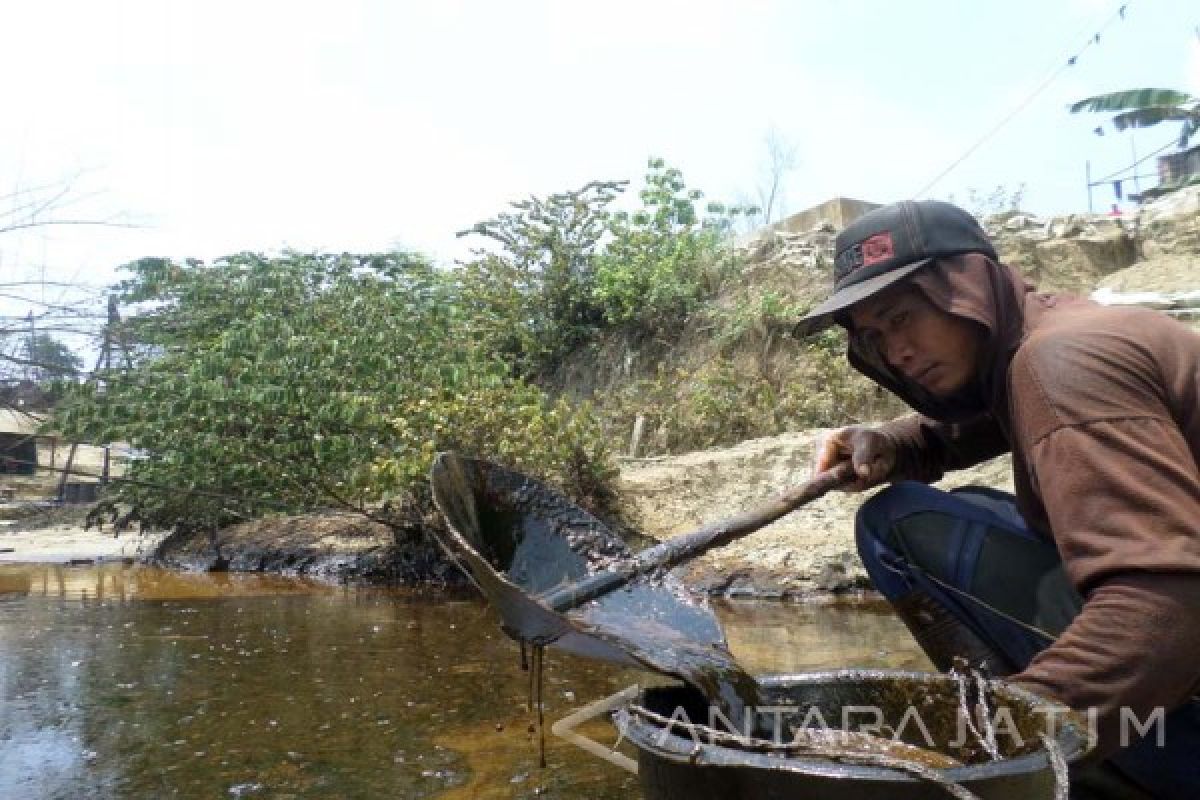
[[2, 0, 1198, 330]]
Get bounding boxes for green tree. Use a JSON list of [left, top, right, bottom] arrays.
[[54, 251, 612, 533], [26, 333, 85, 380], [593, 159, 750, 331], [1070, 88, 1200, 149], [456, 180, 626, 378], [457, 161, 753, 370], [0, 331, 84, 383]]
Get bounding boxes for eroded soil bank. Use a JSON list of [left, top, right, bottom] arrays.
[[616, 430, 1015, 597], [6, 196, 1198, 596], [0, 435, 1065, 599], [150, 511, 466, 586]]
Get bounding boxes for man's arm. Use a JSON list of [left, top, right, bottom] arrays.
[[1007, 320, 1200, 757], [1017, 571, 1200, 759], [878, 412, 1010, 484], [1014, 423, 1200, 758]]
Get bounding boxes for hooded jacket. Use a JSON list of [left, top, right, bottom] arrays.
[[857, 254, 1200, 757]]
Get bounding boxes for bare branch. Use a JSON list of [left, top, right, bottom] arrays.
[[0, 218, 142, 235], [758, 127, 799, 225]]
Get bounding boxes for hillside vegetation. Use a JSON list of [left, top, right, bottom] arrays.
[[53, 160, 874, 534], [53, 159, 1200, 544]]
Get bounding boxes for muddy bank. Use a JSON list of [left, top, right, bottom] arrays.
[[146, 436, 1003, 598], [2, 501, 465, 586], [151, 510, 467, 585], [2, 452, 1006, 596]]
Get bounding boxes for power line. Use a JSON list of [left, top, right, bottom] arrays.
[[914, 2, 1133, 198]]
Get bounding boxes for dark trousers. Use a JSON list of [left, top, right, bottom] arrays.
[[856, 481, 1200, 800]]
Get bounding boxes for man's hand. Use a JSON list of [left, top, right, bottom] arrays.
[[813, 426, 897, 492]]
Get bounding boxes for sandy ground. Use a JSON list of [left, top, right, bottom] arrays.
[[1097, 254, 1200, 294], [617, 430, 1014, 595], [0, 506, 166, 564]]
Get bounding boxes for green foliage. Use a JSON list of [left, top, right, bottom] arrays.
[[456, 180, 625, 377], [1070, 88, 1200, 149], [457, 160, 754, 377], [595, 327, 899, 457], [33, 334, 85, 378], [54, 251, 613, 532], [44, 157, 899, 537], [711, 290, 811, 350], [593, 159, 752, 329]]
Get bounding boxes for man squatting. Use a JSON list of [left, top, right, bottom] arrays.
[[794, 200, 1200, 798]]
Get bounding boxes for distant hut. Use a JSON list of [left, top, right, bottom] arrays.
[[1135, 143, 1200, 202], [1158, 143, 1200, 188], [0, 409, 44, 476]]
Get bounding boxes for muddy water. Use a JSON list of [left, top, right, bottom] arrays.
[[0, 564, 925, 799]]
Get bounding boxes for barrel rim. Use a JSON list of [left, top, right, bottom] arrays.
[[618, 669, 1091, 784]]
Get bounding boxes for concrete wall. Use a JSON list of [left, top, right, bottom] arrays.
[[773, 197, 882, 234]]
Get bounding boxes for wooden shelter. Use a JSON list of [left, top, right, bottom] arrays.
[[0, 409, 44, 476]]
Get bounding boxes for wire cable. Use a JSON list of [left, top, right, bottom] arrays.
[[914, 2, 1133, 198]]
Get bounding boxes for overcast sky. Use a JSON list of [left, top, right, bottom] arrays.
[[2, 0, 1198, 323]]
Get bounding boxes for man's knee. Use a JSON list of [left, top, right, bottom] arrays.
[[855, 482, 937, 597], [855, 481, 937, 549]]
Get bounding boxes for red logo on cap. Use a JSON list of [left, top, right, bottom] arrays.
[[861, 232, 895, 267]]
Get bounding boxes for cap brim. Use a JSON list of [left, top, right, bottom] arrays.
[[792, 258, 933, 337]]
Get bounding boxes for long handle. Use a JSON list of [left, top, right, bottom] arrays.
[[539, 463, 857, 612]]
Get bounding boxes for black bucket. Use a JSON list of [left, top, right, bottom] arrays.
[[616, 670, 1091, 800]]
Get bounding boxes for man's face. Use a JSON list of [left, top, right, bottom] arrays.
[[847, 283, 982, 397]]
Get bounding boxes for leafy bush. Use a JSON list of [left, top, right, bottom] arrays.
[[54, 252, 613, 532], [49, 158, 898, 536], [457, 160, 754, 378], [593, 159, 751, 331], [712, 290, 811, 352], [456, 180, 624, 378]]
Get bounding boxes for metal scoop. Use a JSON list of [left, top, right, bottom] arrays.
[[427, 451, 853, 666]]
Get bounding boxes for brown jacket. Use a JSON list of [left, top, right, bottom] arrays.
[[857, 255, 1200, 756]]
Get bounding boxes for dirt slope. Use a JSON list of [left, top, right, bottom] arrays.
[[617, 430, 1013, 596]]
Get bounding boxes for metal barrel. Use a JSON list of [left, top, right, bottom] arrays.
[[616, 670, 1090, 800]]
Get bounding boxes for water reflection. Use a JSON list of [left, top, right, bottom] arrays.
[[713, 595, 930, 674], [0, 564, 641, 799], [0, 565, 927, 799], [0, 564, 334, 601]]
